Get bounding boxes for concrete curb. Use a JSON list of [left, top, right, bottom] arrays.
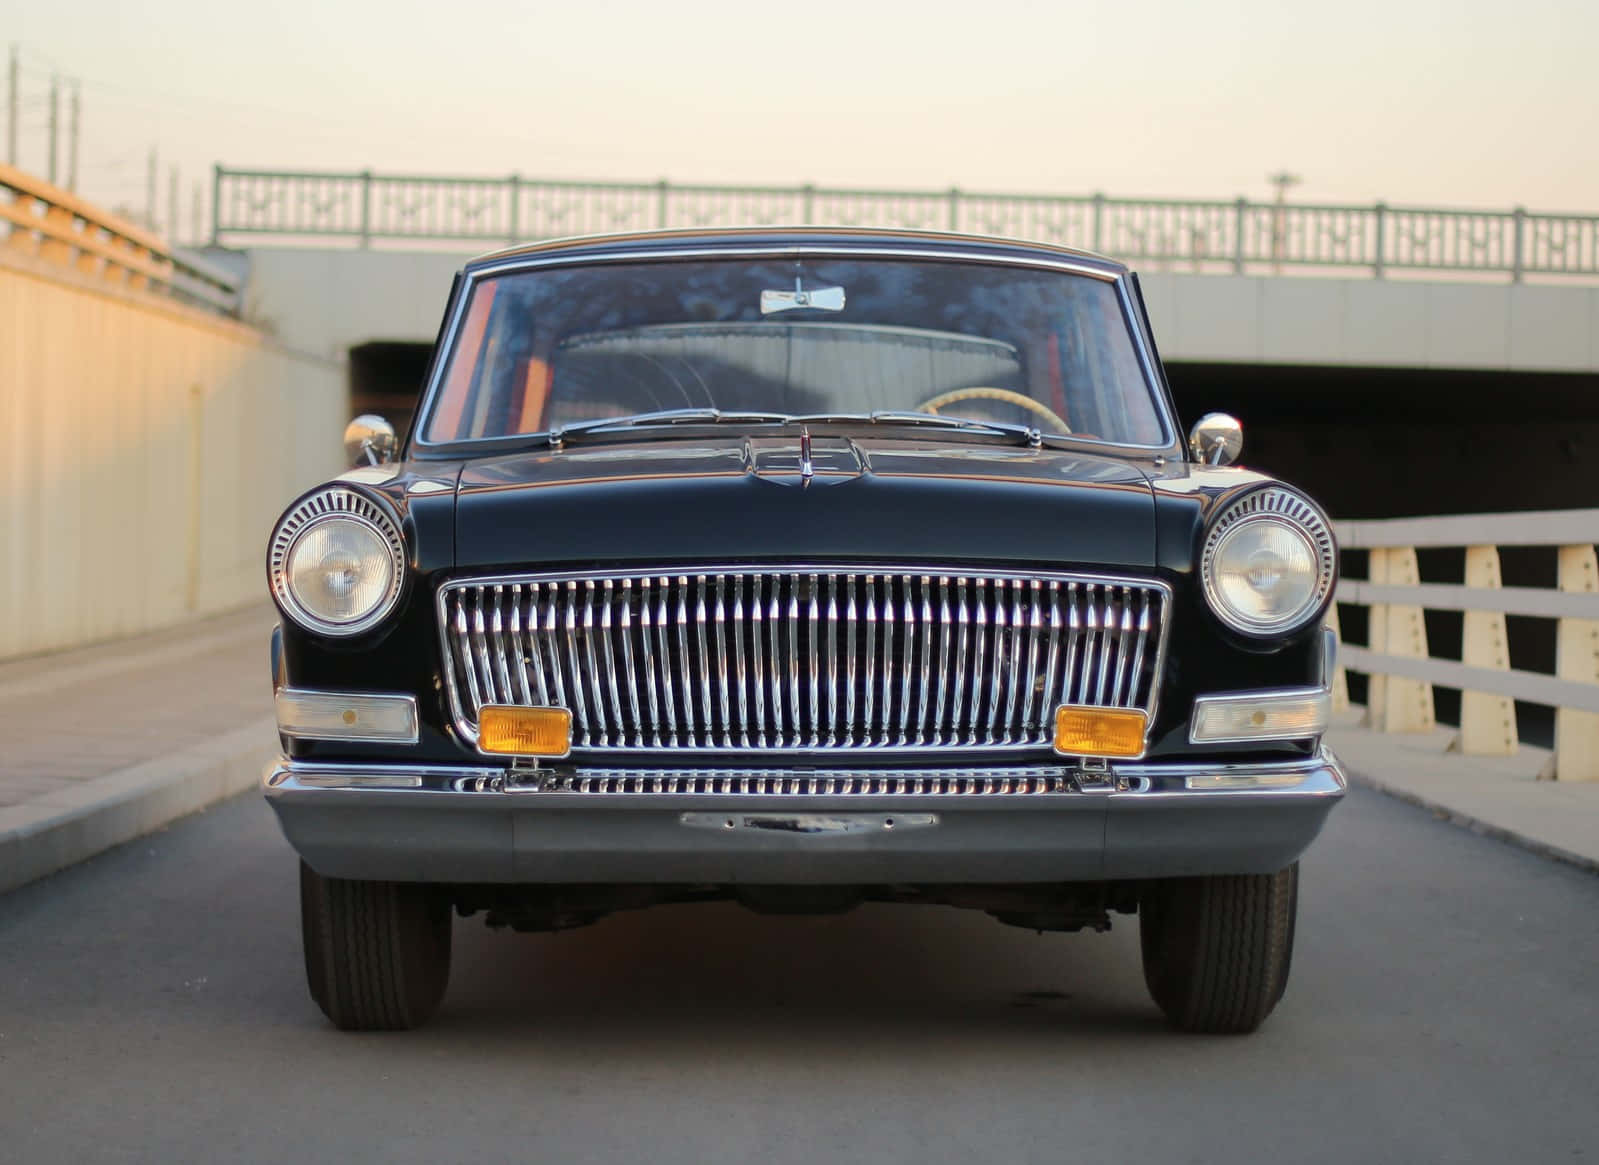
[[0, 716, 278, 894], [1347, 768, 1599, 878]]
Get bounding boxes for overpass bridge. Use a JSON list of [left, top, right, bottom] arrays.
[[213, 167, 1599, 524]]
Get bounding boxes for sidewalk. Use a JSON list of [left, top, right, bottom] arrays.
[[0, 604, 279, 893], [1327, 709, 1599, 875], [1, 614, 1594, 892]]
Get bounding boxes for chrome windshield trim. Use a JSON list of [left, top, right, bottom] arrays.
[[410, 243, 1178, 457]]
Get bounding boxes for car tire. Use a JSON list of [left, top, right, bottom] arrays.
[[299, 861, 452, 1031], [1138, 863, 1298, 1034]]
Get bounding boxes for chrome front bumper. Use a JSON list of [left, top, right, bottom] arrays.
[[264, 749, 1346, 884]]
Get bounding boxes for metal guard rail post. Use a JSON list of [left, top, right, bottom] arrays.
[[1, 163, 241, 317], [1331, 508, 1599, 780], [210, 166, 1599, 282]]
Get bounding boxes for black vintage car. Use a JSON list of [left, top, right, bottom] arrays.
[[264, 228, 1344, 1033]]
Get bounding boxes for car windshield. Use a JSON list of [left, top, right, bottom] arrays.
[[422, 256, 1168, 447]]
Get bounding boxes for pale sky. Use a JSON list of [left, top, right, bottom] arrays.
[[6, 0, 1596, 239]]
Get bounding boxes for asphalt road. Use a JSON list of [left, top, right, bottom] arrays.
[[1, 786, 1595, 1164]]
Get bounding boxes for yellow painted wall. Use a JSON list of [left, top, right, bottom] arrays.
[[0, 249, 346, 659]]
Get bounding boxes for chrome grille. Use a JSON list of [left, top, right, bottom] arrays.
[[439, 568, 1169, 753]]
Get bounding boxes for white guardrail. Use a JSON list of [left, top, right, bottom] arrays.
[[1330, 509, 1599, 780]]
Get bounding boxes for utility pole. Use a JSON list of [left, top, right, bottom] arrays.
[[146, 147, 157, 231], [6, 45, 17, 166], [1267, 170, 1301, 274], [47, 74, 59, 184], [191, 179, 202, 247], [168, 164, 178, 242], [67, 81, 79, 190]]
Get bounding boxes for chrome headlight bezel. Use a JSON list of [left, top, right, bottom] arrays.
[[1200, 485, 1336, 637], [268, 487, 406, 637]]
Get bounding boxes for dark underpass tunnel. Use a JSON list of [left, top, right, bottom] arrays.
[[1163, 361, 1599, 521], [1165, 360, 1599, 749], [349, 341, 436, 444]]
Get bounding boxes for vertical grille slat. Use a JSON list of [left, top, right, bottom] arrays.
[[826, 574, 841, 747], [844, 576, 859, 742], [638, 578, 661, 745], [675, 577, 696, 746], [750, 575, 767, 748], [714, 575, 731, 748], [897, 576, 914, 746], [563, 582, 588, 744], [786, 576, 802, 744], [732, 578, 749, 749], [916, 577, 934, 746], [443, 568, 1166, 752], [986, 580, 1007, 744], [808, 575, 822, 748], [934, 578, 953, 747], [878, 576, 895, 743], [694, 575, 713, 748], [653, 578, 674, 746], [618, 580, 641, 746], [583, 581, 609, 742]]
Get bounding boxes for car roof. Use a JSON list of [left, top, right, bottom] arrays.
[[462, 226, 1128, 277]]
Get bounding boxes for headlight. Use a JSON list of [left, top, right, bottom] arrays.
[[269, 487, 405, 636], [1200, 486, 1335, 636]]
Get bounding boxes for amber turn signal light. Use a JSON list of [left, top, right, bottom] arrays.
[[478, 705, 573, 757], [1053, 705, 1147, 758]]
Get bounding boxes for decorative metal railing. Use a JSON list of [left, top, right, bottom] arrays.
[[3, 163, 241, 315], [211, 166, 1599, 281]]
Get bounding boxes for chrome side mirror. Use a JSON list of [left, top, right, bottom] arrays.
[[344, 415, 396, 467], [1188, 412, 1243, 466]]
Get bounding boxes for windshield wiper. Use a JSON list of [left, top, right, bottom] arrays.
[[550, 408, 795, 444], [787, 411, 1046, 447], [866, 411, 1044, 446], [549, 407, 1046, 448]]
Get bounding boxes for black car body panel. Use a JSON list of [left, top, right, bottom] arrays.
[[453, 437, 1157, 570]]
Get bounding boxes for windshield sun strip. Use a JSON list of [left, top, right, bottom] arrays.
[[410, 245, 1179, 456]]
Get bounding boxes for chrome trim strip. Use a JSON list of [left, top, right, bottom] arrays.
[[436, 565, 1174, 757], [264, 760, 501, 794], [263, 749, 1344, 800], [410, 244, 1177, 456], [1114, 747, 1346, 798]]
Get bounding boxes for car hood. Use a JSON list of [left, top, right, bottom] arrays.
[[450, 435, 1157, 572]]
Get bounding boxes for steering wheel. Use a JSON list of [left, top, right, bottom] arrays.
[[915, 387, 1072, 434]]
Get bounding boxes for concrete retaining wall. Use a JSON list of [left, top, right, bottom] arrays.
[[0, 249, 346, 659]]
